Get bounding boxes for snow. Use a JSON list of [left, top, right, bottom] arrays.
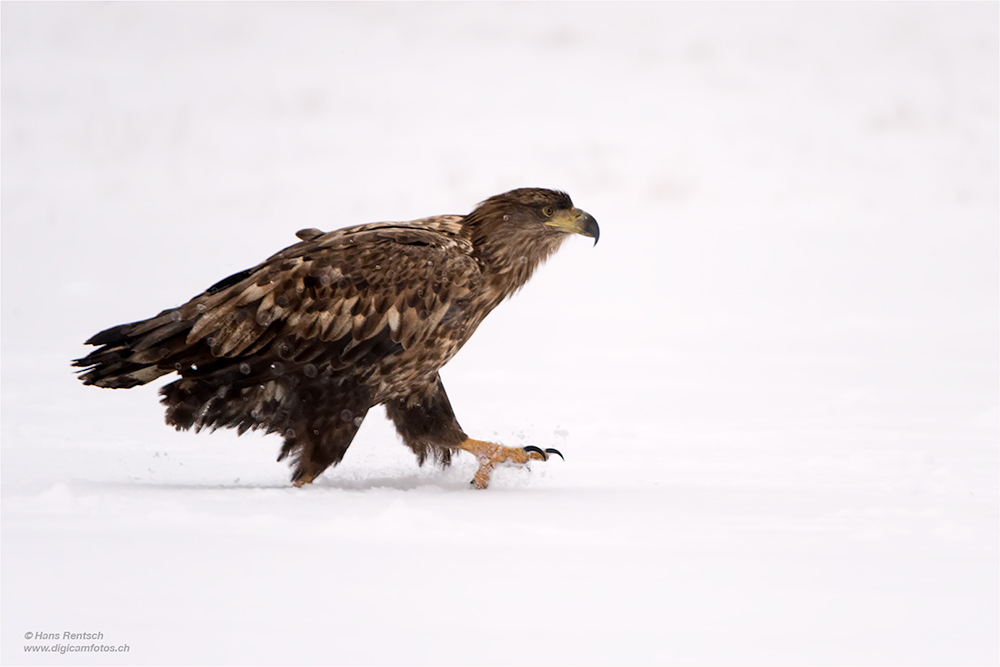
[[2, 3, 997, 665]]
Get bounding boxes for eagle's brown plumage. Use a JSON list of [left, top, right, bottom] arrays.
[[73, 188, 599, 487]]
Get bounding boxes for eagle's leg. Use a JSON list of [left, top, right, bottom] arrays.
[[457, 439, 563, 489], [386, 374, 562, 489], [282, 385, 373, 487], [286, 409, 368, 487], [385, 374, 467, 468]]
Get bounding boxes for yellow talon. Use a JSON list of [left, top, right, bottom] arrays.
[[458, 438, 558, 489], [292, 474, 316, 488]]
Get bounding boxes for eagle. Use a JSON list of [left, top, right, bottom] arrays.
[[73, 188, 599, 489]]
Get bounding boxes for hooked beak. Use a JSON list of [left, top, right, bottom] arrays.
[[546, 207, 600, 245]]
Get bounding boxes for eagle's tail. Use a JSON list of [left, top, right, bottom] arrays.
[[72, 309, 209, 389], [74, 309, 276, 436]]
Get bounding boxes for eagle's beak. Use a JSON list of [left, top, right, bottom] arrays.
[[547, 208, 601, 245]]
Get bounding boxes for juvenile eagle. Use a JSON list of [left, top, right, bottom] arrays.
[[73, 188, 599, 488]]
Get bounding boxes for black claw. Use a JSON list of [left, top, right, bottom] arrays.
[[544, 448, 565, 461], [523, 445, 548, 461]]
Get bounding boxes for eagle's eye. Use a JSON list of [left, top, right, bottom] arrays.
[[542, 206, 554, 218]]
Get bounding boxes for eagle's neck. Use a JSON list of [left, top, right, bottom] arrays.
[[466, 220, 567, 301]]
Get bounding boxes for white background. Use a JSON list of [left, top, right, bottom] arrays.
[[2, 3, 997, 665]]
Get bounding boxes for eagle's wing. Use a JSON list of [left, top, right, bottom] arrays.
[[77, 216, 480, 387], [185, 215, 479, 357]]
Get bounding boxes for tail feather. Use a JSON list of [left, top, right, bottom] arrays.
[[130, 319, 191, 352], [73, 311, 195, 388], [84, 323, 132, 346]]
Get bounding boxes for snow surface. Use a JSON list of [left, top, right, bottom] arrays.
[[2, 3, 997, 665]]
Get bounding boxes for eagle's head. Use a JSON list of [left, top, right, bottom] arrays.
[[464, 187, 599, 294], [468, 187, 599, 246]]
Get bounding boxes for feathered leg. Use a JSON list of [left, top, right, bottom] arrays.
[[386, 374, 563, 489], [385, 374, 466, 467], [280, 382, 374, 486]]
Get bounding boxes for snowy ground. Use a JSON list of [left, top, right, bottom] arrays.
[[2, 3, 997, 665]]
